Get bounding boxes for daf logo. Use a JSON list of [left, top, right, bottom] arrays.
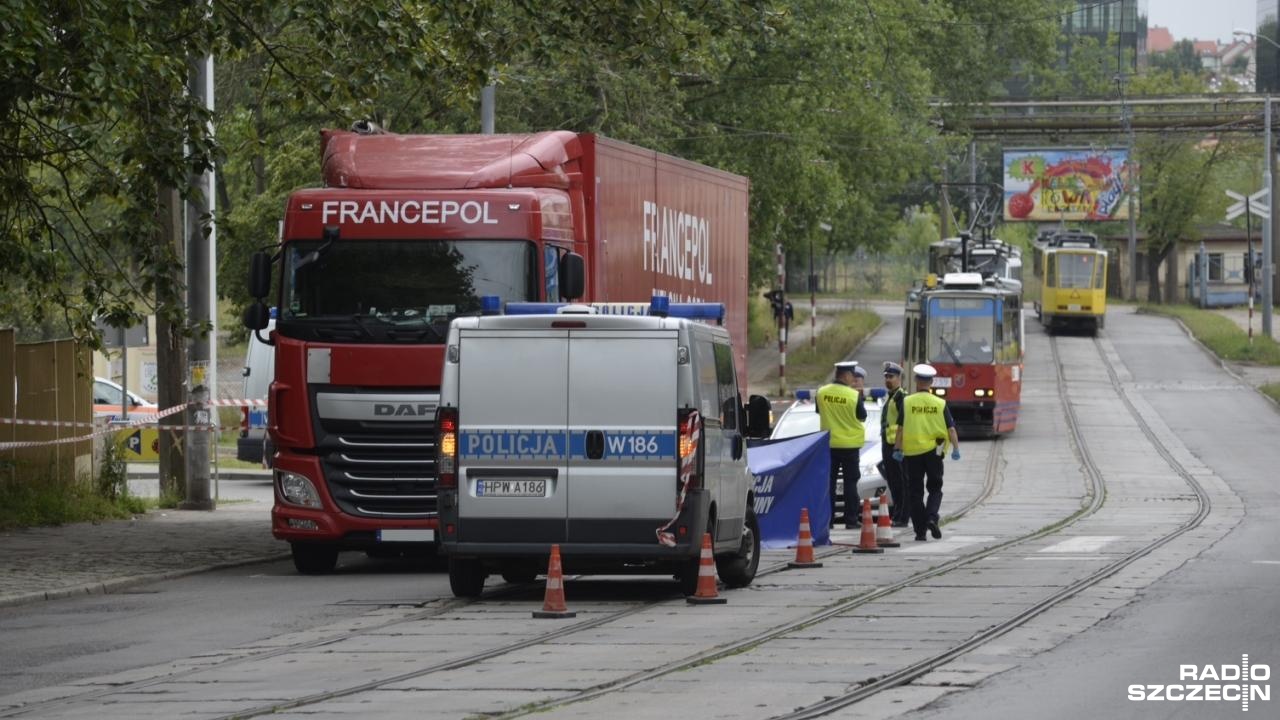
[[374, 403, 433, 417]]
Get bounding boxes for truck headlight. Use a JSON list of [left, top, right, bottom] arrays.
[[278, 472, 322, 509]]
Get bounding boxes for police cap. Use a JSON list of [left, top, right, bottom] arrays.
[[852, 365, 867, 379], [882, 361, 903, 376], [833, 361, 859, 376], [913, 363, 937, 381]]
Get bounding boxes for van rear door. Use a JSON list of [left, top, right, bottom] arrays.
[[566, 329, 678, 543], [457, 329, 569, 543]]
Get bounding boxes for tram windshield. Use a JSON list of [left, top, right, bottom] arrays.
[[1056, 252, 1097, 289], [927, 297, 995, 365]]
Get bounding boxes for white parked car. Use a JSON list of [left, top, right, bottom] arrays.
[[769, 388, 889, 509], [92, 377, 157, 419]]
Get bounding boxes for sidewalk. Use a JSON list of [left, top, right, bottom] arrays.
[[0, 496, 283, 608]]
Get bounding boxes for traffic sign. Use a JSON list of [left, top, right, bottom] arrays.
[[1226, 189, 1269, 221], [115, 428, 160, 462]]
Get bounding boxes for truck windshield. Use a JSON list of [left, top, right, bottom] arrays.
[[927, 297, 995, 365], [279, 239, 537, 344]]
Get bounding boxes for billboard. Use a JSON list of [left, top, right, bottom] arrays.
[[1003, 148, 1135, 222]]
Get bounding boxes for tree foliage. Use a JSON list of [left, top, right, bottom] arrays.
[[1, 0, 1068, 341]]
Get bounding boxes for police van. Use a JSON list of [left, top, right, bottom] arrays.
[[436, 298, 769, 597]]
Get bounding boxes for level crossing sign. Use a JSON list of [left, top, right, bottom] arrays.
[[1226, 189, 1270, 222]]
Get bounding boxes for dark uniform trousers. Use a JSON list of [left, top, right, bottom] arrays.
[[903, 451, 944, 536], [829, 448, 861, 526], [881, 455, 908, 523]]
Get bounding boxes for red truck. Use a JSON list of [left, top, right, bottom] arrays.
[[242, 128, 750, 573]]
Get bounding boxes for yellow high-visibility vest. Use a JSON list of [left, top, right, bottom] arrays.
[[817, 383, 865, 449], [902, 391, 948, 456]]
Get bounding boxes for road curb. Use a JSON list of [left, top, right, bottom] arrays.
[[1146, 309, 1280, 412]]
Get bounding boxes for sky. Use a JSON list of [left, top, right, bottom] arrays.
[[1147, 0, 1258, 44]]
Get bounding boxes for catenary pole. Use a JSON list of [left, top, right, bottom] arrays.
[[181, 45, 214, 511], [1266, 98, 1274, 338]]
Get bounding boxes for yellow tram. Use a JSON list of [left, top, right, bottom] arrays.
[[1032, 230, 1107, 334]]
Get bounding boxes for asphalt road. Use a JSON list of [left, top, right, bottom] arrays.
[[3, 304, 1277, 719], [916, 308, 1280, 720]]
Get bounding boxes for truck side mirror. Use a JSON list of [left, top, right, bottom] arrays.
[[248, 251, 272, 300], [560, 252, 585, 300], [744, 394, 771, 437], [243, 301, 270, 332]]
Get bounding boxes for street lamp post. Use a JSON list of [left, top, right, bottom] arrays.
[[1236, 29, 1276, 337]]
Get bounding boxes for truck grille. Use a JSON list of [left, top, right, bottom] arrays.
[[316, 418, 437, 519]]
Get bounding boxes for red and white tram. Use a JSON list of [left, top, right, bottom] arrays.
[[902, 271, 1023, 437]]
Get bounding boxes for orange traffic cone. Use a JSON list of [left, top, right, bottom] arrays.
[[787, 507, 824, 569], [875, 494, 900, 548], [532, 544, 577, 619], [852, 498, 884, 554], [686, 533, 728, 605]]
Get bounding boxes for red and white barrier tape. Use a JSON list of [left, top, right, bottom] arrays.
[[0, 398, 257, 451], [0, 398, 264, 431], [656, 410, 700, 547]]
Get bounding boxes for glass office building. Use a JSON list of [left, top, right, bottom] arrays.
[[1063, 0, 1149, 71]]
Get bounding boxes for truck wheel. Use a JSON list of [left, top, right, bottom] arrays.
[[291, 543, 338, 574], [449, 557, 487, 598], [716, 507, 760, 588]]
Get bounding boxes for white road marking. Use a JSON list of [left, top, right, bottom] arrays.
[[1251, 560, 1280, 565], [1037, 536, 1122, 554], [898, 535, 997, 554]]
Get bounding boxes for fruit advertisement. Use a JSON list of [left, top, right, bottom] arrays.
[[1003, 148, 1135, 222]]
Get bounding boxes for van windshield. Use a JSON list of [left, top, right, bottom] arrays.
[[279, 239, 538, 344]]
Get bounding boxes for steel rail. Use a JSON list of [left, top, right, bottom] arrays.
[[0, 424, 1007, 720], [768, 335, 1212, 719]]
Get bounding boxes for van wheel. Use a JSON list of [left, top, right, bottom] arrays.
[[716, 507, 760, 588], [449, 557, 487, 598], [291, 543, 338, 574]]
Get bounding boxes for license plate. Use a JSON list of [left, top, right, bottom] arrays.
[[932, 376, 952, 388], [476, 479, 547, 497], [1068, 304, 1082, 312], [377, 529, 435, 542]]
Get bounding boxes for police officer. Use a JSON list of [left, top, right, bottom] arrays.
[[879, 362, 909, 527], [816, 361, 867, 529], [892, 364, 960, 542]]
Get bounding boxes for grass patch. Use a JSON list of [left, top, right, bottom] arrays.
[[1261, 383, 1280, 405], [0, 452, 153, 531], [782, 309, 882, 387], [1139, 304, 1280, 365]]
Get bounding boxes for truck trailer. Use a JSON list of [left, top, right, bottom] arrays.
[[242, 128, 750, 573]]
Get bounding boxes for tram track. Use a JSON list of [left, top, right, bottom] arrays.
[[766, 334, 1213, 718], [6, 332, 1214, 720], [15, 355, 1144, 720], [487, 333, 1210, 720]]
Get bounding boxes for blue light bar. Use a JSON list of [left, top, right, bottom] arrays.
[[503, 303, 569, 315], [480, 295, 502, 315], [649, 295, 670, 318], [869, 387, 887, 400], [795, 389, 813, 401], [269, 306, 278, 319]]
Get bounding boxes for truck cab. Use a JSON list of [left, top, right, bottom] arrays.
[[436, 299, 767, 597]]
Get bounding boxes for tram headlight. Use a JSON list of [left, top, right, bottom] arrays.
[[932, 388, 947, 397], [974, 388, 995, 399]]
